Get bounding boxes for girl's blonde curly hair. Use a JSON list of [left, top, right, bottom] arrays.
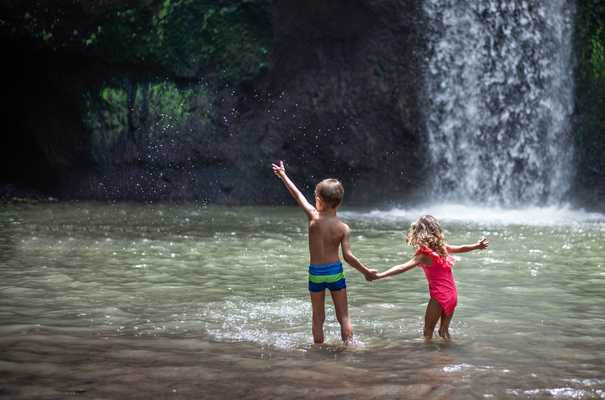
[[406, 215, 448, 257]]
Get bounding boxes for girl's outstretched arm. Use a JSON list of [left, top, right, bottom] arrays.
[[373, 255, 427, 280], [446, 237, 489, 254], [272, 161, 317, 220]]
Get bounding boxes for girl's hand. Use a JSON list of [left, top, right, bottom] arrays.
[[364, 269, 378, 281], [475, 237, 489, 250]]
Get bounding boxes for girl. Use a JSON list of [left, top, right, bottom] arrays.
[[373, 215, 488, 340]]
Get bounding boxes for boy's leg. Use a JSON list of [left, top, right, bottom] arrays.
[[423, 298, 442, 340], [330, 288, 353, 344], [438, 312, 453, 340], [310, 290, 326, 344]]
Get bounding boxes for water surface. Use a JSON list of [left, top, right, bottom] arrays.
[[1, 203, 604, 399]]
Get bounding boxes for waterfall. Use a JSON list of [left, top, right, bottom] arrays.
[[423, 0, 575, 206]]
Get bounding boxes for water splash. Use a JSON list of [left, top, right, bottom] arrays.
[[424, 0, 575, 206], [202, 297, 314, 350]]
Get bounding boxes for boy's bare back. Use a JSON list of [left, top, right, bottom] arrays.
[[308, 213, 349, 265]]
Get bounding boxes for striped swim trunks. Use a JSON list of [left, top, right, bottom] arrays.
[[308, 261, 346, 292]]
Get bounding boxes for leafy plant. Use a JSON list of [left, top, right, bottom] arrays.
[[82, 80, 212, 162], [1, 1, 272, 83]]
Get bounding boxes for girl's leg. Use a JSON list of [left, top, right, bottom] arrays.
[[310, 290, 326, 344], [438, 312, 453, 340], [423, 298, 443, 340], [330, 288, 353, 344]]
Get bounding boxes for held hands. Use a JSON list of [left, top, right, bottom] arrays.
[[364, 268, 379, 281], [271, 160, 287, 180], [475, 237, 489, 250], [370, 271, 387, 281]]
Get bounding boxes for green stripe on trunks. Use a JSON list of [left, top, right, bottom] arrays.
[[308, 272, 345, 284]]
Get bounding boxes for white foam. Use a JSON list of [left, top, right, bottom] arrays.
[[423, 0, 576, 206], [342, 203, 605, 226], [202, 297, 313, 350]]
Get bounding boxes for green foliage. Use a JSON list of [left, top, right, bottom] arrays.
[[149, 82, 194, 122], [574, 0, 605, 177], [577, 0, 605, 81], [92, 8, 160, 66], [84, 87, 129, 153], [591, 29, 605, 79], [151, 0, 271, 81], [83, 81, 213, 163], [1, 1, 272, 83]]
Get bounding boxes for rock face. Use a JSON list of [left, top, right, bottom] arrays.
[[1, 0, 428, 205], [1, 38, 94, 193], [6, 1, 602, 209], [219, 0, 429, 205]]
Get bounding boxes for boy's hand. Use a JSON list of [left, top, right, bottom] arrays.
[[272, 160, 287, 179], [365, 269, 378, 281], [475, 237, 489, 250]]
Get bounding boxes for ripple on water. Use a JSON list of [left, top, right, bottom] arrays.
[[1, 204, 605, 399], [507, 387, 605, 399], [202, 297, 313, 350]]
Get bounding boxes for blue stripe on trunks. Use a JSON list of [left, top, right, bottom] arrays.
[[308, 261, 343, 276], [308, 261, 346, 292], [309, 278, 347, 292]]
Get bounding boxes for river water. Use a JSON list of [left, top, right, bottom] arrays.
[[1, 203, 604, 399]]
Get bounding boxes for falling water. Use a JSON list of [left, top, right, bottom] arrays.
[[424, 0, 575, 206]]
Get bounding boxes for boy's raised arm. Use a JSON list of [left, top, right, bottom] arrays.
[[446, 238, 489, 254], [272, 161, 317, 220]]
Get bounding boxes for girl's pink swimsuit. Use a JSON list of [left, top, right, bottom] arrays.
[[416, 246, 457, 316]]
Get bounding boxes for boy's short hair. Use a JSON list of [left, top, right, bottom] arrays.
[[315, 178, 344, 208]]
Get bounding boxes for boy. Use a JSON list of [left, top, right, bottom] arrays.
[[271, 160, 376, 344]]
